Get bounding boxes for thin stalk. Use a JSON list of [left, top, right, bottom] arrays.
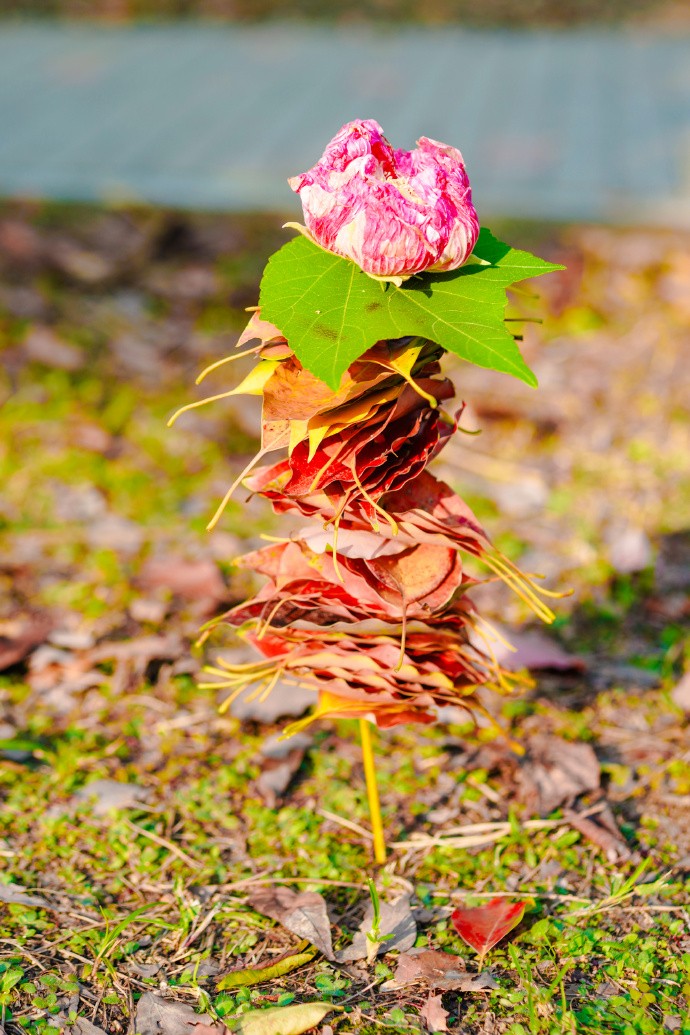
[[359, 719, 386, 865]]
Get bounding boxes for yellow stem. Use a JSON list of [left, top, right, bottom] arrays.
[[359, 719, 387, 865]]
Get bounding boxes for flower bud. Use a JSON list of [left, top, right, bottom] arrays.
[[288, 119, 480, 280]]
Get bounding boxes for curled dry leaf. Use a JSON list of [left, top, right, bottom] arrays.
[[384, 949, 498, 992], [451, 898, 531, 958], [335, 894, 416, 963], [247, 886, 334, 960]]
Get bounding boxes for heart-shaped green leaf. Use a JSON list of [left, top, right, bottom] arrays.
[[259, 229, 563, 389]]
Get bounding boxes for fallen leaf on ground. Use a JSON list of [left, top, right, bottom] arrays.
[[451, 898, 530, 958], [139, 557, 227, 605], [671, 671, 690, 713], [52, 1016, 107, 1035], [565, 808, 632, 863], [0, 613, 52, 671], [256, 732, 312, 807], [335, 894, 416, 963], [383, 949, 497, 991], [23, 325, 85, 370], [499, 629, 586, 672], [27, 646, 106, 712], [0, 882, 51, 909], [229, 679, 314, 723], [86, 514, 145, 554], [135, 992, 222, 1035], [607, 524, 653, 574], [73, 778, 151, 816], [230, 1002, 338, 1035], [420, 993, 449, 1032], [247, 886, 334, 960], [519, 734, 600, 815], [90, 634, 184, 665], [217, 940, 317, 990]]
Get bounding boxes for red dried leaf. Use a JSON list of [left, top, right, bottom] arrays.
[[450, 898, 530, 957], [226, 536, 465, 626]]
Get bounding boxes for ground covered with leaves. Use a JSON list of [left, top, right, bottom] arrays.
[[0, 203, 689, 1035]]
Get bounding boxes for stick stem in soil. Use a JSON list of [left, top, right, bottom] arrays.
[[359, 718, 387, 864]]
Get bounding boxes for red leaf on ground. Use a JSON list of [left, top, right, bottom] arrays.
[[450, 898, 529, 957]]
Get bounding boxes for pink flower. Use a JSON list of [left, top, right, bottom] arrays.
[[288, 119, 480, 280]]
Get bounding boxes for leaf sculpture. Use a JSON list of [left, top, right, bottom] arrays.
[[173, 118, 564, 865], [259, 230, 563, 389], [450, 897, 532, 960]]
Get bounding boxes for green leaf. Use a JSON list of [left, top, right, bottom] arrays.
[[259, 229, 564, 390], [217, 941, 318, 990]]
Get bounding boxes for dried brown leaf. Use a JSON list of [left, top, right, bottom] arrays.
[[139, 557, 227, 604], [0, 613, 52, 671], [564, 808, 631, 863], [73, 778, 151, 816], [247, 886, 334, 960], [671, 671, 690, 713], [0, 882, 51, 909], [519, 734, 600, 815], [335, 894, 416, 963], [385, 949, 497, 991], [256, 732, 311, 807], [135, 993, 221, 1035], [420, 993, 449, 1032]]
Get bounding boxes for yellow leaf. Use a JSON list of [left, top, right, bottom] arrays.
[[234, 1001, 339, 1035], [217, 942, 317, 990]]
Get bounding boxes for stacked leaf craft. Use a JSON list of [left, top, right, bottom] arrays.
[[171, 118, 563, 860], [187, 316, 557, 732]]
